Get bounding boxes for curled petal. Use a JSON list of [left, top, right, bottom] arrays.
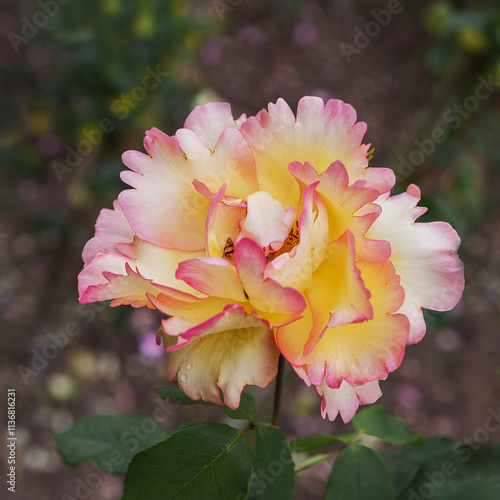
[[289, 161, 390, 262], [148, 293, 232, 325], [238, 191, 297, 251], [184, 101, 247, 151], [162, 304, 279, 409], [316, 380, 382, 423], [265, 182, 329, 290], [277, 259, 409, 388], [203, 183, 246, 258], [79, 235, 204, 307], [164, 303, 271, 343], [79, 258, 164, 308], [82, 200, 134, 265], [193, 178, 246, 207], [234, 238, 306, 326], [366, 184, 465, 343], [176, 257, 247, 302], [303, 231, 374, 355]]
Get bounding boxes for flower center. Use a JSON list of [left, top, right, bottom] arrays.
[[265, 220, 300, 261], [223, 237, 235, 261]]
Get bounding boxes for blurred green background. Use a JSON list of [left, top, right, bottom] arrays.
[[1, 0, 500, 498]]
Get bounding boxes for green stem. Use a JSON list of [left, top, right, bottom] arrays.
[[294, 450, 339, 473], [271, 355, 284, 426], [294, 431, 363, 473]]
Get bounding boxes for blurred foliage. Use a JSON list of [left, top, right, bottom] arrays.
[[407, 0, 500, 234], [2, 0, 218, 198]]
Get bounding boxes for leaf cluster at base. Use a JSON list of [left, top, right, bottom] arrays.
[[54, 396, 500, 499]]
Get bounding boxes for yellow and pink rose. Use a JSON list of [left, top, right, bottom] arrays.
[[78, 97, 464, 422]]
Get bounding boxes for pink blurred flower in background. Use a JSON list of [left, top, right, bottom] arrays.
[[78, 96, 464, 422]]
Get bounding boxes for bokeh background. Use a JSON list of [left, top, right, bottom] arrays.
[[1, 0, 500, 498]]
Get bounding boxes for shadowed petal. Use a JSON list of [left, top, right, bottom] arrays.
[[316, 380, 382, 423], [161, 304, 279, 409]]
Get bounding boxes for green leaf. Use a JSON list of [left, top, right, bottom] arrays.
[[54, 414, 169, 475], [383, 437, 500, 499], [351, 405, 420, 445], [154, 387, 256, 421], [122, 422, 252, 500], [325, 443, 394, 500], [290, 432, 355, 454], [383, 436, 456, 496], [248, 425, 295, 500]]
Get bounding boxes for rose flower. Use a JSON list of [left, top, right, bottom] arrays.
[[79, 97, 464, 422]]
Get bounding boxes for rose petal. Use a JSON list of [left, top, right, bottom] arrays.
[[277, 259, 409, 388], [316, 380, 382, 423], [119, 133, 209, 250], [148, 292, 232, 325], [175, 126, 258, 199], [234, 237, 306, 326], [203, 183, 246, 258], [79, 258, 163, 308], [241, 96, 395, 207], [184, 101, 247, 150], [162, 304, 279, 409], [176, 257, 247, 302], [302, 230, 374, 355], [119, 124, 257, 250], [116, 237, 205, 296], [366, 184, 465, 343], [82, 200, 134, 265], [265, 182, 329, 290], [238, 191, 297, 251], [289, 160, 391, 262]]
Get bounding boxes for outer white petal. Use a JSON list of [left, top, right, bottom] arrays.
[[366, 184, 464, 343]]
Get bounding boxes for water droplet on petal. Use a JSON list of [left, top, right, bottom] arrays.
[[186, 364, 192, 371], [180, 373, 188, 383]]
